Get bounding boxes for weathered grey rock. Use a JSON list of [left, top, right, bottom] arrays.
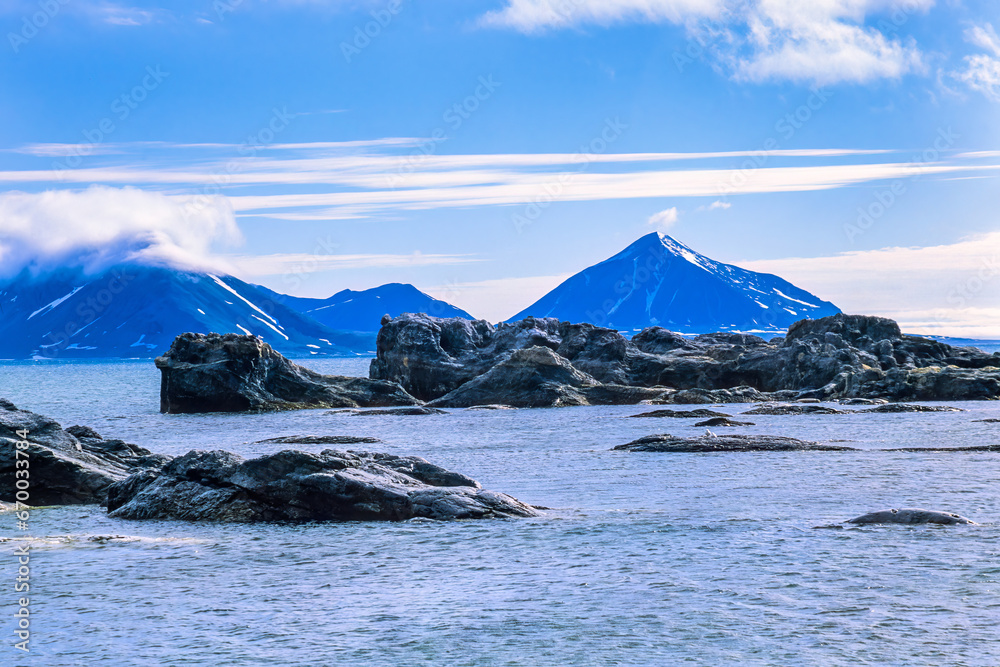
[[0, 400, 168, 505], [838, 398, 888, 405], [862, 403, 963, 413], [253, 435, 383, 446], [649, 386, 783, 405], [107, 449, 538, 522], [694, 417, 755, 427], [742, 404, 853, 416], [846, 508, 976, 525], [628, 408, 731, 419], [614, 434, 856, 452], [157, 332, 419, 413]]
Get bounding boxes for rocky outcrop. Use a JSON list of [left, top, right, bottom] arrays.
[[613, 434, 856, 452], [253, 435, 383, 445], [0, 400, 168, 505], [846, 509, 976, 525], [371, 313, 1000, 406], [157, 332, 419, 413], [107, 449, 538, 522]]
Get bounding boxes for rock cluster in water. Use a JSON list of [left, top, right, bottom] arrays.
[[156, 332, 419, 413], [613, 434, 857, 452], [370, 313, 1000, 406], [107, 449, 538, 522]]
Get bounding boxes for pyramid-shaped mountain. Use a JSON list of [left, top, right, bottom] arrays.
[[509, 232, 840, 333]]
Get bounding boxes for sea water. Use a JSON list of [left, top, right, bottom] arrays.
[[1, 359, 999, 666]]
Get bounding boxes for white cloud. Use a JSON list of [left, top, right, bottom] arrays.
[[739, 231, 1000, 338], [0, 186, 241, 279], [484, 0, 933, 85], [735, 0, 927, 85], [708, 199, 731, 210], [648, 207, 679, 230], [953, 23, 1000, 101], [965, 23, 1000, 57]]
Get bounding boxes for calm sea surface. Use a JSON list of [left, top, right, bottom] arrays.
[[1, 359, 999, 666]]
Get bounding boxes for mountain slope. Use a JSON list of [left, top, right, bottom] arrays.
[[509, 232, 840, 333], [255, 282, 474, 333], [0, 265, 371, 360]]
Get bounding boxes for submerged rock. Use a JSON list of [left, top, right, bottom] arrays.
[[353, 407, 448, 416], [253, 435, 383, 445], [156, 332, 419, 413], [628, 408, 731, 419], [694, 417, 756, 427], [846, 508, 976, 525], [973, 418, 1000, 423], [861, 403, 964, 413], [613, 434, 856, 452], [0, 400, 168, 505], [742, 404, 853, 416], [107, 449, 538, 522]]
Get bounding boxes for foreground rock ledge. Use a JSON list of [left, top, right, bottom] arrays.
[[0, 399, 168, 505], [107, 449, 539, 522], [614, 434, 857, 452], [157, 332, 419, 413]]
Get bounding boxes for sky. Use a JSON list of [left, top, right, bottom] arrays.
[[0, 0, 999, 336]]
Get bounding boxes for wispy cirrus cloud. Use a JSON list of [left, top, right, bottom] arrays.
[[0, 141, 995, 221], [952, 23, 1000, 101]]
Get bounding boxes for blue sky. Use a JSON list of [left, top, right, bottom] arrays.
[[1, 0, 999, 335]]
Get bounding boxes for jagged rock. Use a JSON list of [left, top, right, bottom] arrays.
[[628, 409, 731, 419], [742, 404, 853, 416], [0, 400, 168, 505], [846, 509, 976, 525], [694, 417, 755, 427], [107, 449, 538, 522], [371, 313, 1000, 406], [156, 332, 419, 413], [862, 403, 964, 413], [254, 435, 383, 445], [614, 434, 856, 452]]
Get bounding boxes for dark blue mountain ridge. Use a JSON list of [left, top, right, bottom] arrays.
[[253, 282, 474, 333], [0, 264, 371, 360], [509, 232, 841, 334]]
